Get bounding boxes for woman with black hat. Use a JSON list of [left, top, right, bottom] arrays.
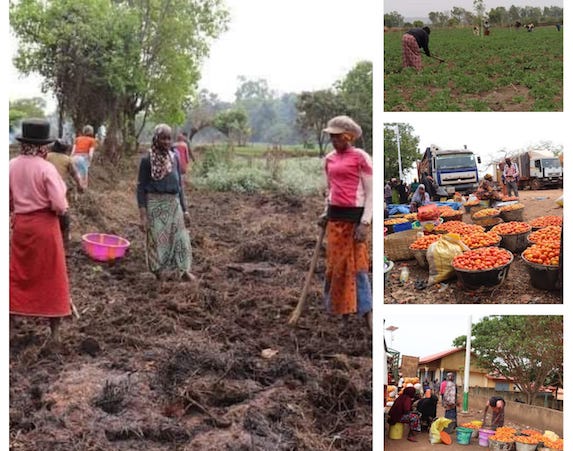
[[9, 118, 72, 342]]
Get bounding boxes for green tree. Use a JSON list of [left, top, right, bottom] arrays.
[[384, 123, 420, 181], [452, 316, 563, 405], [451, 6, 468, 24], [384, 11, 404, 28], [296, 90, 344, 157], [488, 7, 508, 25], [184, 89, 229, 142], [213, 109, 250, 146], [336, 60, 373, 153], [9, 97, 47, 129], [10, 0, 229, 158], [413, 20, 424, 28], [234, 76, 277, 143]]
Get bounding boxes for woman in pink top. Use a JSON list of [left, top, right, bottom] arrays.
[[321, 116, 373, 331], [10, 119, 71, 343]]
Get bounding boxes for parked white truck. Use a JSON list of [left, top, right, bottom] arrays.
[[508, 150, 563, 190]]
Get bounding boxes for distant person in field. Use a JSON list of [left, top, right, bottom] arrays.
[[47, 139, 85, 248], [483, 19, 491, 36], [556, 23, 562, 31], [473, 26, 480, 36], [503, 157, 520, 197], [10, 119, 71, 343], [173, 132, 195, 186], [137, 124, 195, 282], [402, 26, 431, 70], [71, 125, 97, 188], [321, 115, 373, 331]]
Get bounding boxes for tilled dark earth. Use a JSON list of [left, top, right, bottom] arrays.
[[10, 158, 372, 450]]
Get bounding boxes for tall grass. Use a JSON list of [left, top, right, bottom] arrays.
[[192, 146, 326, 196]]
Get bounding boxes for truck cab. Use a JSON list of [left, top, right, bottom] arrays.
[[420, 146, 481, 195]]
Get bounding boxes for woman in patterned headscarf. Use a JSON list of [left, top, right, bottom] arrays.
[[10, 119, 71, 342], [136, 124, 195, 281], [321, 115, 373, 331]]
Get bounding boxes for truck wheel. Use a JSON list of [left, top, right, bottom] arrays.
[[531, 179, 541, 190]]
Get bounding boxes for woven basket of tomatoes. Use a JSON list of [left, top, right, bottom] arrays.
[[490, 221, 532, 253], [527, 225, 562, 246], [461, 231, 501, 249], [471, 208, 501, 225], [452, 247, 513, 289], [499, 203, 525, 222], [528, 215, 563, 230], [521, 242, 561, 291]]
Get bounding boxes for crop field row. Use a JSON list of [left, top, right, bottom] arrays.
[[384, 26, 563, 111]]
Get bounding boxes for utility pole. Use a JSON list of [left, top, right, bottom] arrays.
[[462, 316, 472, 412], [393, 126, 403, 179]]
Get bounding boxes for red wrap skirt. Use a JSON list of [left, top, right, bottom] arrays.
[[10, 211, 71, 317]]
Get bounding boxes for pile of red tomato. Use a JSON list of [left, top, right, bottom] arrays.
[[490, 221, 531, 235], [522, 242, 560, 266], [452, 247, 512, 271]]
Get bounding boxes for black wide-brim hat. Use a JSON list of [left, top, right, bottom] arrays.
[[16, 118, 55, 145]]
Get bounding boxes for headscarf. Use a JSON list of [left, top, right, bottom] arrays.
[[20, 142, 49, 159], [150, 124, 173, 180], [388, 387, 417, 425], [411, 185, 427, 205]]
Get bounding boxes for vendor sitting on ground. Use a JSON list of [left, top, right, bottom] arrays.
[[409, 184, 431, 212], [483, 396, 506, 429], [475, 174, 502, 206], [388, 387, 422, 442], [414, 389, 438, 431]]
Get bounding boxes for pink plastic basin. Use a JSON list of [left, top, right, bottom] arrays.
[[81, 233, 130, 262]]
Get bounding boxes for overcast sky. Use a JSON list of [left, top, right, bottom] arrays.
[[384, 113, 566, 180], [383, 314, 479, 358], [384, 0, 563, 19], [8, 0, 380, 112]]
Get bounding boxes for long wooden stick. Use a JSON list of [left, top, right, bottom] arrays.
[[288, 227, 326, 325]]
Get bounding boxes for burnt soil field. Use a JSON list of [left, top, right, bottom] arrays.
[[10, 158, 372, 450], [385, 189, 563, 304]]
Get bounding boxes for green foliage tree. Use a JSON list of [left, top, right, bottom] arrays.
[[452, 316, 563, 405], [451, 6, 468, 24], [413, 20, 424, 28], [384, 123, 420, 181], [488, 7, 509, 25], [336, 60, 373, 153], [234, 76, 277, 143], [9, 97, 47, 129], [10, 0, 229, 158], [384, 11, 404, 28], [296, 90, 344, 157], [184, 89, 229, 142], [213, 109, 250, 146]]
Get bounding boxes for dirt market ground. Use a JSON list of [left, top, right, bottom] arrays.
[[384, 189, 563, 304], [10, 157, 372, 450], [385, 404, 548, 449]]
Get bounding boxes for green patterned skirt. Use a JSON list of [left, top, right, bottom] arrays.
[[146, 193, 191, 276]]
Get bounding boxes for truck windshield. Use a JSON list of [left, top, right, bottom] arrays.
[[541, 158, 561, 169], [436, 154, 476, 170]]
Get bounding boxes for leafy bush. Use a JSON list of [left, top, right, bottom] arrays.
[[193, 153, 325, 196]]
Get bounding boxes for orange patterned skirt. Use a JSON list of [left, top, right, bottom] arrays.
[[324, 221, 372, 315]]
